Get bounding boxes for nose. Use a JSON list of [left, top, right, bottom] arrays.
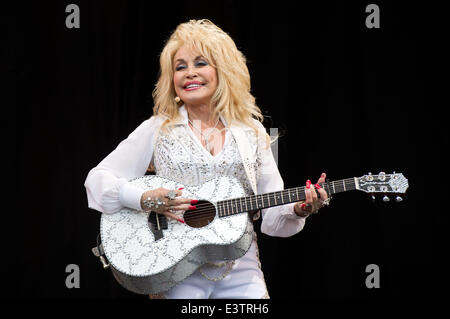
[[185, 65, 198, 79]]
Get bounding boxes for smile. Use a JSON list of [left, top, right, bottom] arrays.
[[183, 81, 205, 91]]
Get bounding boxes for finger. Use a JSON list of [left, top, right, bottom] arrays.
[[161, 211, 185, 223], [316, 172, 326, 185], [169, 198, 193, 206], [304, 180, 313, 204], [315, 184, 328, 201], [170, 203, 195, 211], [159, 210, 178, 219], [311, 184, 318, 201]]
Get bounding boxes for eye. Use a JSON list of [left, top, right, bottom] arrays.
[[195, 60, 208, 67], [175, 64, 186, 71]]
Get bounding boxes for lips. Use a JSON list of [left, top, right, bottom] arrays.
[[183, 81, 205, 90]]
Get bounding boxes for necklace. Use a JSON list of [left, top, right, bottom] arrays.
[[188, 116, 220, 153]]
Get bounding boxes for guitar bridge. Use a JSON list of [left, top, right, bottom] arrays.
[[148, 212, 168, 241]]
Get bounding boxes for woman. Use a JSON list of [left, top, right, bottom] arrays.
[[84, 19, 329, 299]]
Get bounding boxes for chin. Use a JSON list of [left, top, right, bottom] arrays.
[[181, 96, 212, 105]]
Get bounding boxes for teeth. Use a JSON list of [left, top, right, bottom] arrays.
[[186, 84, 202, 89]]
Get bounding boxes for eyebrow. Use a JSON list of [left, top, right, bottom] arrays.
[[174, 56, 205, 64]]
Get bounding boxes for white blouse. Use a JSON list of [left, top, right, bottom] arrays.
[[84, 106, 307, 237]]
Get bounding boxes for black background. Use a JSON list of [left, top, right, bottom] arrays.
[[1, 0, 448, 301]]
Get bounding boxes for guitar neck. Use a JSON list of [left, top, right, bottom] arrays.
[[217, 178, 358, 217]]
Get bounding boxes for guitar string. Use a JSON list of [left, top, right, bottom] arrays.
[[166, 191, 339, 223], [182, 179, 357, 209], [180, 177, 402, 223], [176, 175, 391, 212], [182, 179, 357, 211], [173, 174, 392, 216], [184, 197, 350, 222], [179, 179, 358, 219]]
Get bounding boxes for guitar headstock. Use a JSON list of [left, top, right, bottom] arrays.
[[356, 172, 409, 202]]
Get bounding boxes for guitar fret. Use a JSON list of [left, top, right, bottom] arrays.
[[217, 177, 359, 218]]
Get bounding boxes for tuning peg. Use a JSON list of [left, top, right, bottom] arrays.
[[382, 196, 390, 202], [395, 196, 403, 202]]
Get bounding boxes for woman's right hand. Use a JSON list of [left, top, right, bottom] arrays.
[[140, 187, 196, 222]]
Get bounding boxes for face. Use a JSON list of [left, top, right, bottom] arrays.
[[173, 45, 218, 106]]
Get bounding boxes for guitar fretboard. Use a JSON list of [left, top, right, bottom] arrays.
[[216, 178, 357, 217]]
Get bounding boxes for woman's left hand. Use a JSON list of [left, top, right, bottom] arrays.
[[294, 172, 329, 217]]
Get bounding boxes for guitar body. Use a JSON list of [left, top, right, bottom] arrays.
[[100, 175, 254, 295]]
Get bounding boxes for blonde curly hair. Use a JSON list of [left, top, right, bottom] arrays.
[[152, 19, 266, 138]]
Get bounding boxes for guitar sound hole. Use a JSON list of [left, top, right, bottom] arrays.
[[183, 200, 216, 228]]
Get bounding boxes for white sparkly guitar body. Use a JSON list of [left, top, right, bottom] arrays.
[[99, 175, 253, 295], [97, 172, 409, 295]]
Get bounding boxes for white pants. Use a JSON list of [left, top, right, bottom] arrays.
[[159, 239, 270, 299]]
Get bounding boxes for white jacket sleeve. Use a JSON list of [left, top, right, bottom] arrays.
[[84, 116, 163, 214], [257, 130, 307, 238]]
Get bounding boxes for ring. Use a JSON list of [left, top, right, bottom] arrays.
[[143, 197, 165, 210], [166, 190, 177, 201], [301, 203, 311, 211]]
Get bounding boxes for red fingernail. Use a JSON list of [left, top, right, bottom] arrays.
[[306, 180, 311, 189], [178, 187, 184, 190], [191, 200, 198, 204], [177, 218, 185, 224], [301, 203, 306, 209], [315, 184, 321, 189], [189, 205, 197, 210]]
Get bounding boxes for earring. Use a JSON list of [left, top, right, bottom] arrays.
[[174, 96, 181, 103]]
